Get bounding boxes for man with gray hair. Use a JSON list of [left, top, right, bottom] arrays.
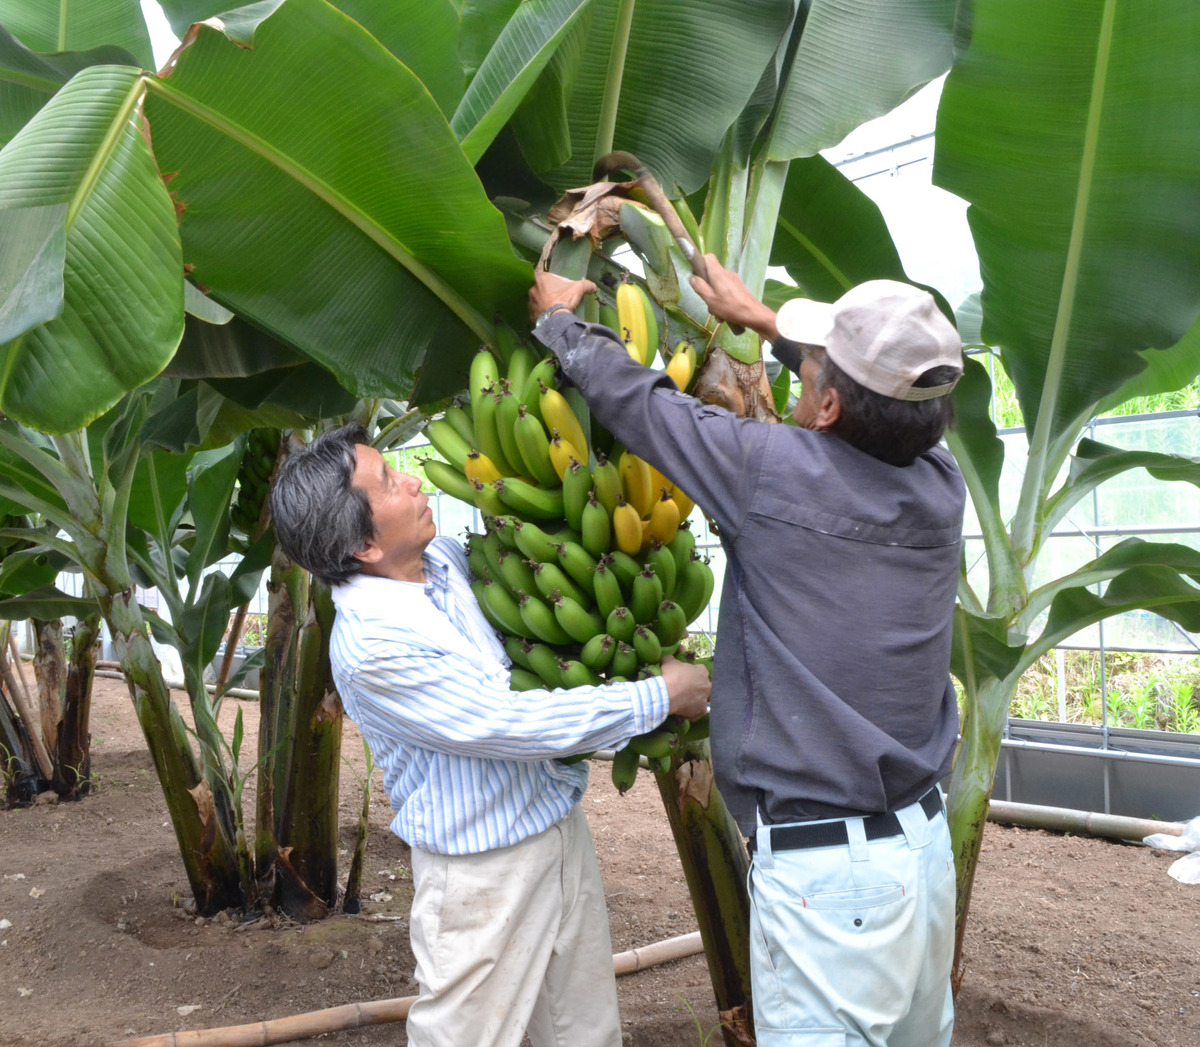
[[529, 257, 965, 1047], [270, 423, 710, 1047]]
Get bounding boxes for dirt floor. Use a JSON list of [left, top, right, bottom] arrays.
[[2, 677, 1198, 1047]]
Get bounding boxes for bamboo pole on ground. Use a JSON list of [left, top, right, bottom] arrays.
[[111, 932, 704, 1047]]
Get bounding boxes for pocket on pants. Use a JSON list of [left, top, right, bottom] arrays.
[[799, 883, 905, 910]]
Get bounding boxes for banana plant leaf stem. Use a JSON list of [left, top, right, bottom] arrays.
[[54, 612, 100, 799], [595, 0, 637, 163]]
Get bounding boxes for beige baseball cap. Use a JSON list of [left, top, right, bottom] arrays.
[[775, 280, 963, 401]]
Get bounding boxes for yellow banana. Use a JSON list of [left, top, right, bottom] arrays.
[[644, 490, 681, 547], [619, 451, 654, 518], [646, 462, 674, 504], [664, 341, 696, 391], [464, 450, 502, 486], [616, 282, 648, 365], [671, 485, 696, 524], [548, 433, 584, 482], [538, 381, 588, 460], [612, 497, 644, 556]]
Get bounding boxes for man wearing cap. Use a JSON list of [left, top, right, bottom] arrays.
[[529, 257, 965, 1046]]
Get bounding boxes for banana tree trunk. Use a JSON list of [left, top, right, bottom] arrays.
[[654, 752, 754, 1047], [945, 672, 1019, 995], [100, 588, 243, 913], [53, 613, 100, 799], [256, 546, 307, 898], [274, 582, 342, 921]]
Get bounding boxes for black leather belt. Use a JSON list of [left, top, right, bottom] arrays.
[[748, 788, 943, 855]]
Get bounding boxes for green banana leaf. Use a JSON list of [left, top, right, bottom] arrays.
[[0, 65, 185, 433], [950, 606, 1023, 689], [0, 542, 71, 597], [1043, 440, 1200, 538], [1095, 315, 1200, 416], [524, 0, 794, 195], [452, 0, 591, 165], [934, 0, 1200, 443], [1021, 539, 1200, 637], [769, 156, 910, 303], [0, 25, 141, 145], [183, 444, 242, 589], [160, 0, 465, 116], [142, 0, 531, 406], [0, 0, 153, 68], [0, 584, 96, 621], [764, 0, 957, 161]]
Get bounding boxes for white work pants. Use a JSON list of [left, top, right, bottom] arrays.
[[748, 793, 956, 1046], [406, 805, 621, 1047]]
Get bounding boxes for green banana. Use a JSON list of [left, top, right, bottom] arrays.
[[611, 743, 640, 794], [629, 728, 673, 760], [513, 519, 561, 563], [644, 540, 677, 599], [611, 641, 638, 678], [472, 478, 507, 517], [466, 533, 490, 581], [599, 302, 620, 335], [506, 344, 537, 398], [556, 541, 598, 592], [473, 388, 518, 477], [607, 550, 641, 592], [443, 403, 477, 447], [495, 477, 565, 521], [562, 459, 592, 532], [424, 458, 476, 504], [667, 524, 696, 575], [496, 547, 538, 598], [652, 600, 688, 647], [469, 348, 500, 419], [514, 404, 561, 488], [631, 564, 664, 624], [522, 357, 558, 424], [632, 624, 663, 665], [472, 579, 506, 632], [424, 417, 473, 472], [510, 668, 543, 692], [482, 528, 506, 580], [504, 635, 535, 671], [674, 554, 716, 624], [580, 633, 616, 672], [606, 606, 637, 644], [526, 642, 565, 688], [490, 515, 520, 549], [531, 560, 590, 608], [495, 382, 525, 476], [559, 659, 601, 688], [580, 491, 612, 558], [553, 594, 605, 645], [519, 591, 573, 646], [491, 323, 520, 367], [480, 580, 528, 637], [591, 560, 624, 619], [591, 454, 622, 516]]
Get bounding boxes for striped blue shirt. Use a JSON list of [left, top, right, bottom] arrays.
[[329, 536, 670, 855]]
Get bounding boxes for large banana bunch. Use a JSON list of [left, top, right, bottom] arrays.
[[231, 428, 282, 550], [423, 313, 716, 795]]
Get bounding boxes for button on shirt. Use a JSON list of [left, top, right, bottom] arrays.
[[329, 536, 669, 855]]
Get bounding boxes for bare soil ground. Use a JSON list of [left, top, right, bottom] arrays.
[[1, 677, 1198, 1047]]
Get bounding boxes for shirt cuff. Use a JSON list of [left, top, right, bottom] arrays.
[[629, 675, 671, 735]]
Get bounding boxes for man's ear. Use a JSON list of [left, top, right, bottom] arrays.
[[815, 385, 842, 430], [352, 537, 383, 566]]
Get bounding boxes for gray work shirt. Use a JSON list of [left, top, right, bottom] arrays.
[[535, 312, 965, 835]]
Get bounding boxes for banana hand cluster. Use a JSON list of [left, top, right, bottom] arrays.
[[422, 316, 717, 796], [230, 428, 281, 549]]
